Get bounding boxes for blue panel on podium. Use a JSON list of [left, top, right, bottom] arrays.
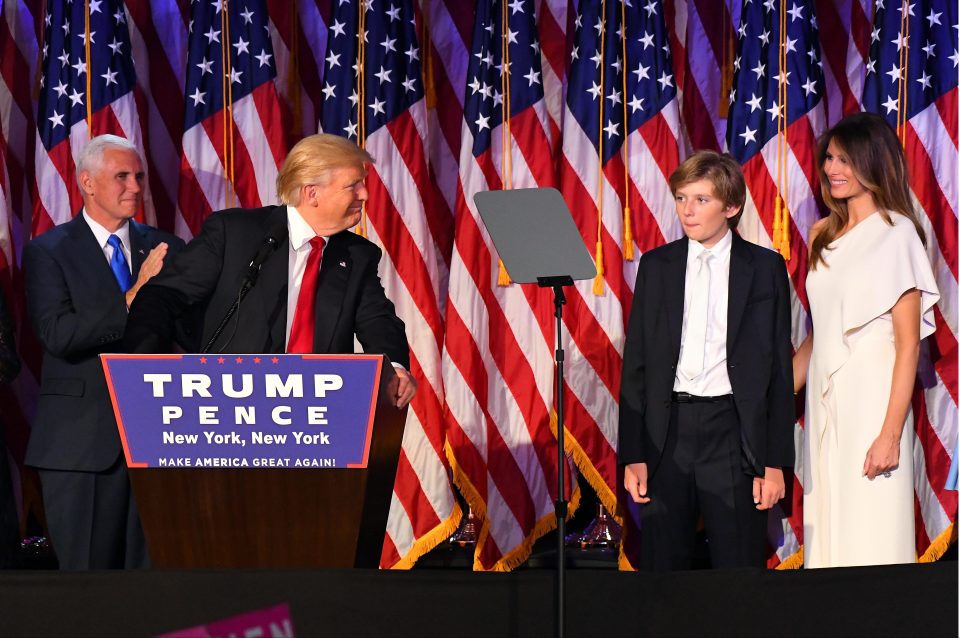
[[101, 354, 383, 469]]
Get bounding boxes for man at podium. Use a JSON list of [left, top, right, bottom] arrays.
[[125, 134, 415, 409]]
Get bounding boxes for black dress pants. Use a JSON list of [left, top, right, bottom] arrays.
[[38, 455, 148, 570], [640, 397, 766, 571]]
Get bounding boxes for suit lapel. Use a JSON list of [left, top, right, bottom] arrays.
[[128, 220, 149, 278], [665, 238, 688, 361], [726, 232, 754, 349], [313, 232, 350, 354], [256, 206, 291, 352], [71, 214, 122, 289]]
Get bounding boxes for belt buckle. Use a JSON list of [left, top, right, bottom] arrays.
[[674, 392, 693, 403]]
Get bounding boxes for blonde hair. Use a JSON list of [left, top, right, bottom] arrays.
[[668, 150, 746, 229], [810, 112, 925, 270], [276, 134, 374, 205]]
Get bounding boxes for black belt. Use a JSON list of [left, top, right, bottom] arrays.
[[671, 392, 733, 404]]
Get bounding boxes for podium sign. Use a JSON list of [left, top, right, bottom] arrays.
[[101, 354, 383, 470]]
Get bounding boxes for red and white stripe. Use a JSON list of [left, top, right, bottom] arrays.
[[668, 0, 735, 153], [266, 0, 327, 144], [125, 1, 188, 236], [442, 47, 573, 567], [359, 98, 461, 569], [814, 0, 872, 126], [902, 85, 958, 560]]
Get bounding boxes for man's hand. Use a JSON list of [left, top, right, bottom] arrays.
[[125, 242, 168, 307], [753, 466, 785, 510], [393, 366, 417, 409], [624, 462, 651, 504]]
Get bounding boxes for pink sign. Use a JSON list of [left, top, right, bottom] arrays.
[[156, 603, 295, 638]]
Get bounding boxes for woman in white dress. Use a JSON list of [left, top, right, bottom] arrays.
[[793, 112, 939, 568]]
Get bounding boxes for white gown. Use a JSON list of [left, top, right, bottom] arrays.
[[803, 212, 939, 568]]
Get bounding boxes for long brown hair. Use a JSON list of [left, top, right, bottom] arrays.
[[810, 112, 925, 270]]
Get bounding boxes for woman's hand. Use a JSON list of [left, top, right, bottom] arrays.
[[863, 432, 900, 479]]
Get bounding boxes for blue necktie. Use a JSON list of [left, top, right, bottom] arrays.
[[107, 234, 132, 292]]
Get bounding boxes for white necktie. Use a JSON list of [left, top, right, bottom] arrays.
[[679, 250, 712, 380]]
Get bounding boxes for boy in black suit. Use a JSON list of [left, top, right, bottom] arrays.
[[619, 151, 795, 570]]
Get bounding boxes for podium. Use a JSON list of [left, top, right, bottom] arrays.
[[102, 354, 405, 568]]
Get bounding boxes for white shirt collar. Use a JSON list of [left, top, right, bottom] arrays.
[[82, 208, 130, 251], [286, 205, 329, 251], [687, 227, 733, 262]]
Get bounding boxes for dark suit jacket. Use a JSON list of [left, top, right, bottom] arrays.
[[23, 214, 184, 472], [618, 232, 795, 477], [124, 205, 409, 368]]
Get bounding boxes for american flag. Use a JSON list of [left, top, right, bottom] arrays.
[[666, 0, 736, 153], [726, 0, 826, 568], [318, 0, 460, 570], [814, 0, 873, 124], [177, 0, 286, 238], [0, 1, 956, 571], [862, 0, 958, 562], [0, 0, 39, 539], [557, 0, 683, 569], [442, 0, 573, 571], [34, 0, 149, 233]]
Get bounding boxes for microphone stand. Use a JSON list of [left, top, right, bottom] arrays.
[[202, 235, 282, 354], [201, 277, 255, 354], [537, 274, 573, 638]]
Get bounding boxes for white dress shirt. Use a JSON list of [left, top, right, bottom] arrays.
[[83, 209, 132, 272], [284, 205, 329, 349], [673, 228, 733, 396]]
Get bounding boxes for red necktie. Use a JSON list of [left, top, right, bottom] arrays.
[[287, 236, 325, 354]]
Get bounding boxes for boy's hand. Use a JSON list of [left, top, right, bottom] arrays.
[[752, 466, 785, 510], [624, 462, 651, 504]]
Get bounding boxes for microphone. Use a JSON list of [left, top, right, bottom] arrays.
[[244, 219, 288, 287], [203, 218, 289, 353]]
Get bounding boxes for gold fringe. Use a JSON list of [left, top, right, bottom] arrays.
[[776, 545, 804, 570], [548, 410, 618, 520], [592, 240, 605, 295], [487, 487, 582, 572], [623, 205, 635, 261], [618, 544, 637, 571], [771, 525, 957, 570], [920, 522, 957, 563], [497, 259, 512, 286], [446, 433, 583, 572], [388, 502, 464, 570], [547, 411, 630, 569], [444, 440, 487, 521]]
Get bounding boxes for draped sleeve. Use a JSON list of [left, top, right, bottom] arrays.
[[806, 212, 940, 384], [833, 213, 939, 341]]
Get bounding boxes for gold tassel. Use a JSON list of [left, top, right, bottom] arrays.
[[772, 195, 783, 251], [780, 204, 791, 261], [497, 259, 512, 286], [592, 240, 605, 295], [623, 205, 635, 261]]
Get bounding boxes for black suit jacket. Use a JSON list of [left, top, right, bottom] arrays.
[[124, 205, 409, 368], [23, 214, 184, 472], [618, 232, 795, 477]]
